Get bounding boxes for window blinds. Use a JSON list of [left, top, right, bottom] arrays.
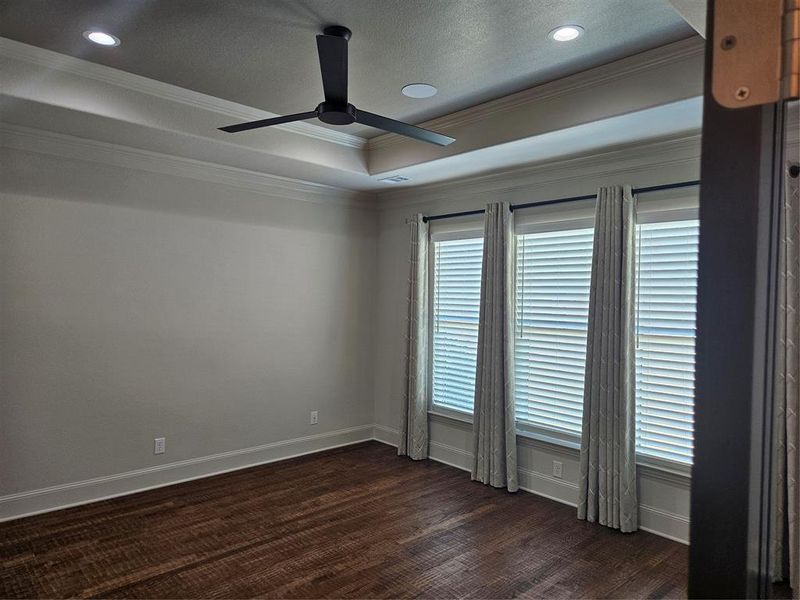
[[429, 217, 699, 466], [634, 220, 699, 464], [431, 238, 483, 413], [514, 228, 594, 435]]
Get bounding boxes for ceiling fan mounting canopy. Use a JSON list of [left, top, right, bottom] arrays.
[[219, 25, 455, 147], [322, 25, 352, 40], [317, 102, 356, 125]]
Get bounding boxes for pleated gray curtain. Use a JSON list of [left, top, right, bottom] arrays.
[[577, 185, 638, 532], [771, 165, 800, 594], [398, 214, 429, 460], [471, 202, 518, 491]]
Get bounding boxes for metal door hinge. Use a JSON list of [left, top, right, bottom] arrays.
[[713, 0, 800, 108]]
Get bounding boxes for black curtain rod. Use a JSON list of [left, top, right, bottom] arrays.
[[422, 179, 701, 223]]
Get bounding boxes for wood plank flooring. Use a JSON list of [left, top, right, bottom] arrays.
[[0, 441, 688, 598]]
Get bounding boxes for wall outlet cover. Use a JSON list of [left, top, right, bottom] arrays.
[[310, 410, 319, 425], [552, 460, 563, 479], [154, 437, 166, 455]]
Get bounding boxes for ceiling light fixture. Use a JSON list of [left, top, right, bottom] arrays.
[[401, 83, 438, 99], [82, 30, 121, 46], [548, 25, 584, 42]]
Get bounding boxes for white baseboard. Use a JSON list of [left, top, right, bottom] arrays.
[[0, 425, 373, 522], [1, 422, 690, 544], [372, 424, 690, 544], [639, 505, 691, 543], [372, 424, 400, 446]]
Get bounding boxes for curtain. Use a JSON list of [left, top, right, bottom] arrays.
[[398, 214, 429, 460], [471, 202, 518, 491], [771, 164, 800, 593], [577, 185, 638, 532]]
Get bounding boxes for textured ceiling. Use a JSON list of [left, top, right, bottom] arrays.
[[0, 0, 695, 137], [667, 0, 706, 36]]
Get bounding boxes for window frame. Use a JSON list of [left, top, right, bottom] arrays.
[[633, 206, 699, 473], [513, 215, 596, 446], [423, 197, 699, 476], [514, 206, 699, 473], [427, 227, 484, 421]]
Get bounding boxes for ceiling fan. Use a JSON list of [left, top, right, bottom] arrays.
[[219, 26, 456, 147]]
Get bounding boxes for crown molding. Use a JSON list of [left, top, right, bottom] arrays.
[[376, 132, 702, 209], [0, 123, 376, 209], [0, 36, 367, 150], [367, 37, 704, 151]]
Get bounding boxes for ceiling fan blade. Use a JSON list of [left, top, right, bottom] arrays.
[[219, 110, 318, 133], [316, 34, 348, 105], [354, 109, 455, 146]]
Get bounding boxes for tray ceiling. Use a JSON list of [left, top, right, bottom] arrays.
[[0, 0, 695, 137]]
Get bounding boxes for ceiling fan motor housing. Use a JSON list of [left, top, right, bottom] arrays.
[[317, 102, 356, 125]]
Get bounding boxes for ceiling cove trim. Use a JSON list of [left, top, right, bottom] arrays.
[[368, 37, 705, 151], [0, 37, 367, 150], [0, 123, 376, 209], [376, 133, 702, 209]]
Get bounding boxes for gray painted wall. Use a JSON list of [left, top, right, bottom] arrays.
[[0, 146, 377, 497], [1, 132, 705, 542], [371, 135, 702, 542]]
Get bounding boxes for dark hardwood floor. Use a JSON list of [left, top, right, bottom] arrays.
[[0, 441, 688, 599]]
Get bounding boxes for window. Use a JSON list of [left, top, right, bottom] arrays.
[[514, 227, 594, 436], [635, 219, 699, 464], [431, 237, 483, 413], [513, 217, 699, 466], [428, 212, 699, 467]]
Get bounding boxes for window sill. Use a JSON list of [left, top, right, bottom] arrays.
[[636, 455, 692, 481], [428, 408, 472, 425], [427, 408, 691, 483], [516, 423, 581, 451]]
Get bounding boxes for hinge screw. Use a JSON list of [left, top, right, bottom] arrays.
[[721, 35, 737, 50], [735, 86, 750, 101]]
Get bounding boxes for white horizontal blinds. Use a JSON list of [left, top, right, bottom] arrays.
[[431, 237, 484, 413], [635, 219, 699, 464], [514, 227, 594, 434]]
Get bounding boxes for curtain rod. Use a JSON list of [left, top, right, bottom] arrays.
[[421, 179, 701, 223]]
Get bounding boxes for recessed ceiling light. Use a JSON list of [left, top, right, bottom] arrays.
[[82, 30, 120, 46], [401, 83, 438, 99], [548, 25, 584, 42]]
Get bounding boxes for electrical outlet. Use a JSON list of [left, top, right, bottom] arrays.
[[552, 460, 563, 479], [154, 437, 166, 455], [310, 410, 319, 425]]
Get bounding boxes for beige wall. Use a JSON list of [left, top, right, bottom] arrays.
[[0, 146, 377, 500]]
